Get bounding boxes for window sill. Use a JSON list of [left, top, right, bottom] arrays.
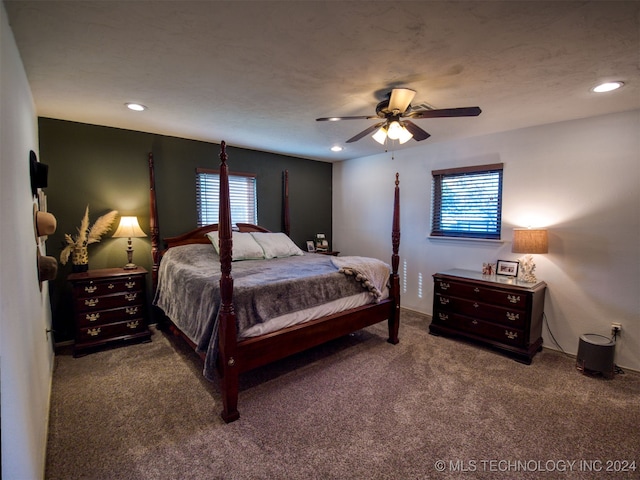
[[428, 236, 505, 246]]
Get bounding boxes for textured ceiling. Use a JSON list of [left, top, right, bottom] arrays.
[[5, 1, 639, 161]]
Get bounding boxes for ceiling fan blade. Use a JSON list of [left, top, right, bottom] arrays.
[[346, 122, 385, 143], [316, 115, 378, 121], [388, 88, 416, 113], [407, 106, 482, 119], [402, 120, 431, 141]]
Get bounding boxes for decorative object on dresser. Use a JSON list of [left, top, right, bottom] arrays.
[[430, 269, 546, 364], [512, 228, 548, 283], [315, 233, 328, 252], [496, 259, 519, 277], [59, 206, 119, 272], [112, 216, 147, 269], [69, 267, 151, 356]]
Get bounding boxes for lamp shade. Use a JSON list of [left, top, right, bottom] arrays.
[[372, 126, 388, 144], [512, 228, 548, 254], [113, 216, 146, 238]]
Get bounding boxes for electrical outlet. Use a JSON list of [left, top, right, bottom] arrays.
[[611, 322, 622, 335]]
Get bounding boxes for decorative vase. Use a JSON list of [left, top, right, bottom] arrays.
[[71, 246, 89, 272]]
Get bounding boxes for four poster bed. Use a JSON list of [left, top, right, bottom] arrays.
[[149, 142, 401, 423]]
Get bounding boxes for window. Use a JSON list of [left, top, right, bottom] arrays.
[[196, 168, 257, 227], [431, 163, 503, 240]]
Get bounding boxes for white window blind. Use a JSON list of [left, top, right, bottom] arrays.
[[431, 163, 503, 240], [196, 169, 257, 227]]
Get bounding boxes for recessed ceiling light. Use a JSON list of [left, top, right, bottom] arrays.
[[125, 102, 147, 111], [591, 81, 624, 93], [331, 145, 343, 152]]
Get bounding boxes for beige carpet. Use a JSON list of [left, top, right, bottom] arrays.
[[46, 310, 640, 479]]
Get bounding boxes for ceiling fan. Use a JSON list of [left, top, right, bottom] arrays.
[[316, 88, 481, 144]]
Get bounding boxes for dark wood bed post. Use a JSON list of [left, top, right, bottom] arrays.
[[148, 153, 160, 290], [283, 170, 290, 236], [388, 172, 401, 344], [217, 141, 240, 423]]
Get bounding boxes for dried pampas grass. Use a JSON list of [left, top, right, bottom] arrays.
[[60, 206, 119, 265]]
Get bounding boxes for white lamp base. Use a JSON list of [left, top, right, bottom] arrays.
[[517, 254, 538, 283]]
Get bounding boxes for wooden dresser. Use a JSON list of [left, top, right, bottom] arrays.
[[430, 269, 546, 364], [68, 267, 151, 356]]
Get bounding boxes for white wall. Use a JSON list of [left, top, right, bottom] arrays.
[[1, 2, 55, 478], [333, 110, 640, 372]]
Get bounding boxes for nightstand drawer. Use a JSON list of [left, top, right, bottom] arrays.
[[77, 318, 148, 343], [72, 276, 144, 298], [433, 310, 525, 347], [76, 305, 145, 327], [435, 294, 526, 328], [435, 279, 527, 309], [75, 291, 143, 312]]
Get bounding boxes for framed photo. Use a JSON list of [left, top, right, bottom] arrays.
[[482, 262, 496, 275], [306, 240, 315, 252], [496, 260, 519, 277]]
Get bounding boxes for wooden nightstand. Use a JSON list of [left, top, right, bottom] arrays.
[[430, 269, 546, 364], [68, 267, 151, 356], [316, 251, 340, 256]]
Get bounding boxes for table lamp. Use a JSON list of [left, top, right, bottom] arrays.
[[512, 228, 548, 283], [112, 216, 146, 269]]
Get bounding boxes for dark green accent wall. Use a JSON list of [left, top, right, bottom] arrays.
[[39, 118, 333, 343]]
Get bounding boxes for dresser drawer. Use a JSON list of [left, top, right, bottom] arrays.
[[435, 279, 528, 309], [433, 309, 525, 347], [77, 318, 148, 343], [75, 291, 143, 312], [435, 293, 526, 328], [72, 276, 144, 298], [76, 304, 145, 327]]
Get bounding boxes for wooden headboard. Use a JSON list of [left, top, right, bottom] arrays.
[[162, 223, 271, 249]]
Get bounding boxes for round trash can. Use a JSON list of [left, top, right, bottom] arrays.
[[576, 333, 615, 379]]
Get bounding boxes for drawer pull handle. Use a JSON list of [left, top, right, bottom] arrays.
[[84, 298, 99, 307], [507, 294, 520, 304], [108, 283, 115, 289], [440, 282, 450, 290], [126, 307, 139, 315], [506, 312, 520, 321], [474, 287, 480, 293], [505, 330, 518, 340], [126, 321, 139, 329], [87, 327, 101, 337], [125, 281, 136, 289], [473, 302, 479, 308], [84, 285, 97, 294], [125, 293, 137, 302], [438, 313, 449, 321], [86, 313, 100, 322], [439, 297, 450, 305], [471, 320, 478, 325]]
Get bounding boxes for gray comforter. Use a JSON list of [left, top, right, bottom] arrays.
[[153, 243, 384, 380]]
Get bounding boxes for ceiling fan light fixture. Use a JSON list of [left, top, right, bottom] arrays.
[[386, 121, 403, 140], [372, 126, 388, 144], [398, 125, 413, 144]]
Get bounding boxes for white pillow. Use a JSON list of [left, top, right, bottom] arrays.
[[205, 231, 265, 261], [250, 232, 304, 259]]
